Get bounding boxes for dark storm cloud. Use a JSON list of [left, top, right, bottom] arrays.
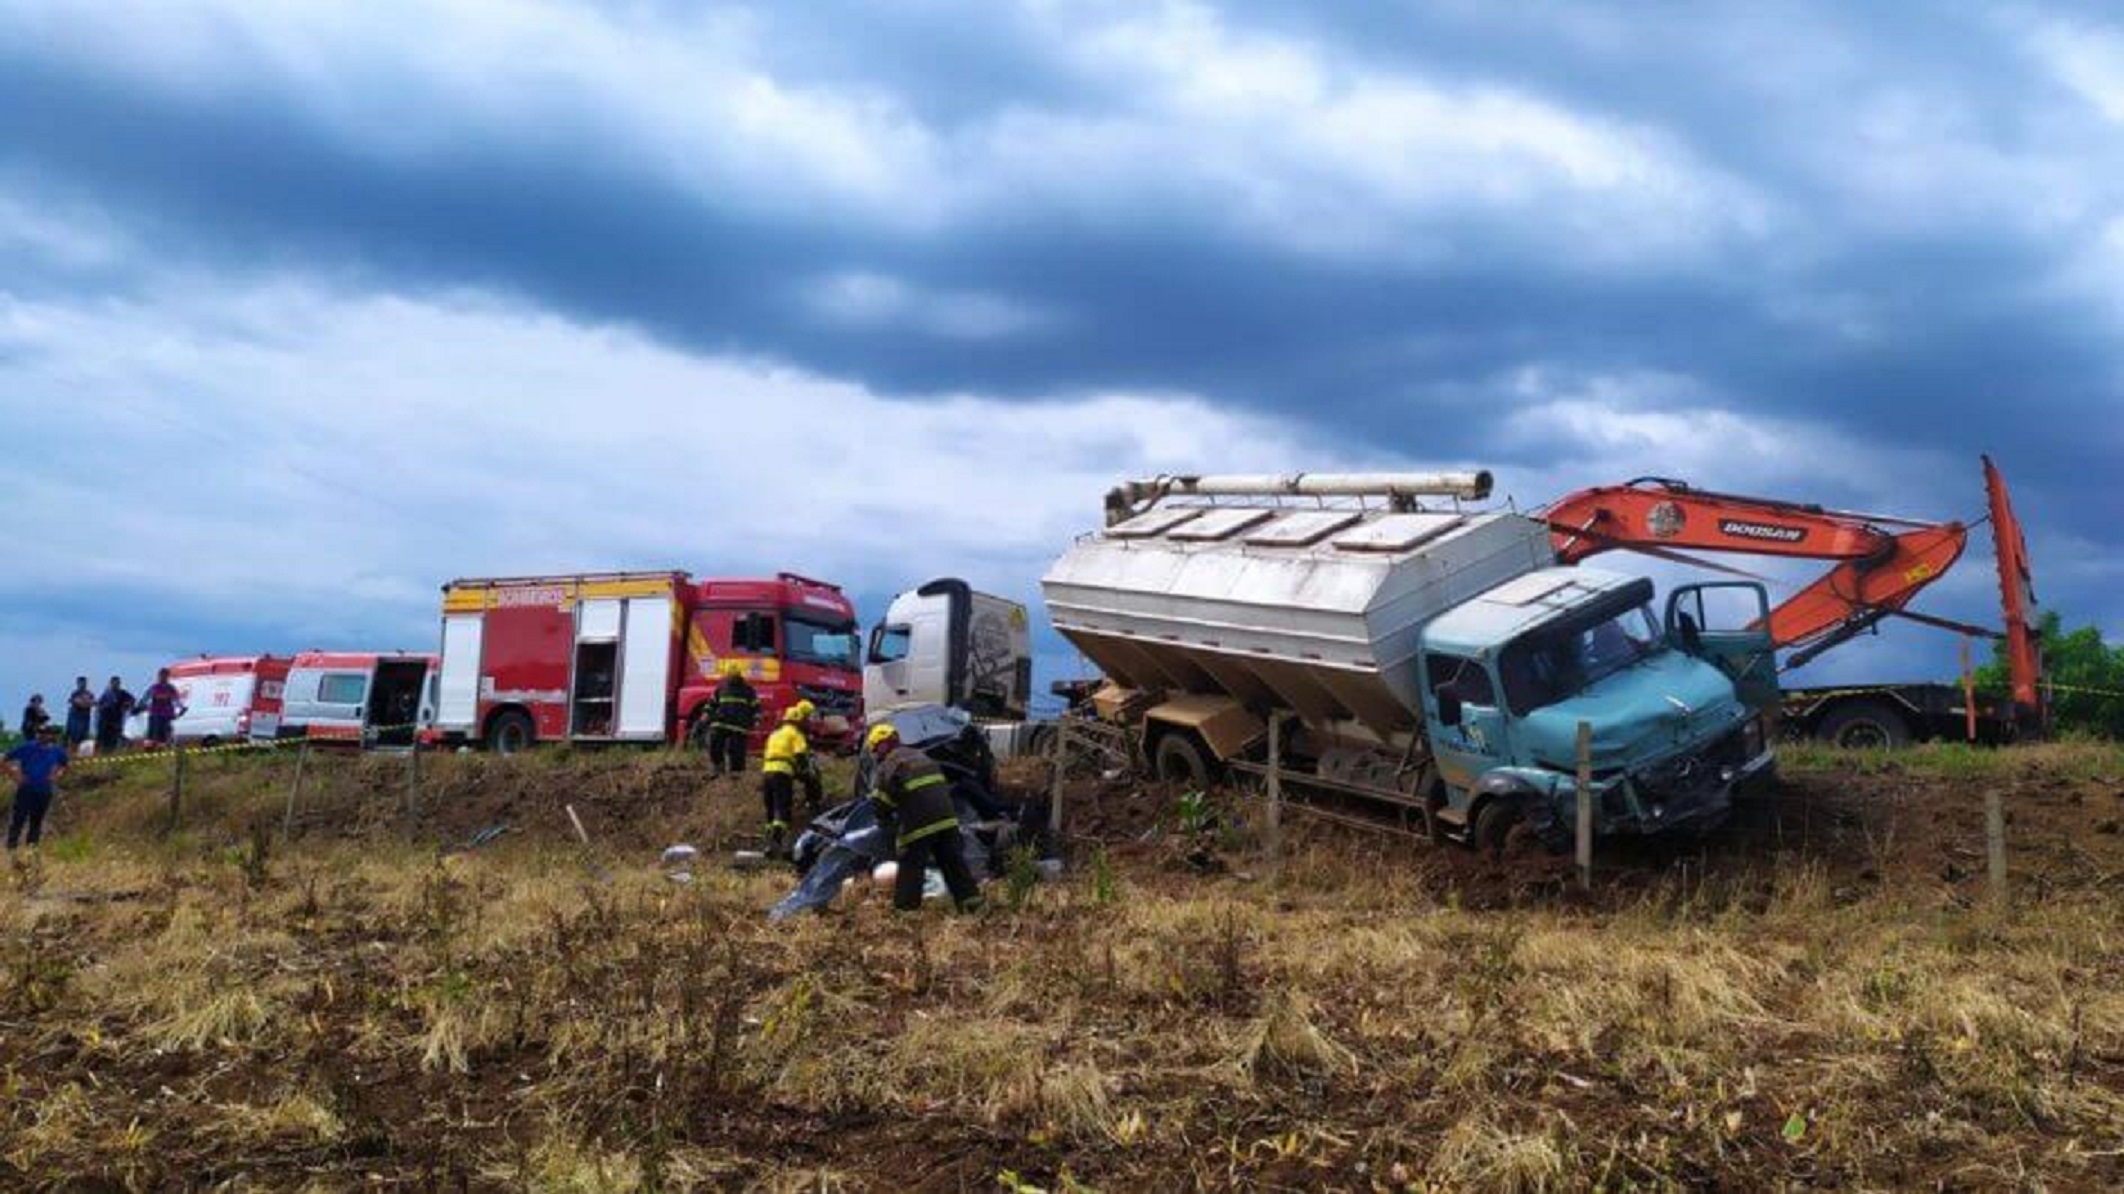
[[2, 0, 2120, 682]]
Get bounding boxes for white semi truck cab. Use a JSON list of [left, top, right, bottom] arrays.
[[864, 578, 1033, 720]]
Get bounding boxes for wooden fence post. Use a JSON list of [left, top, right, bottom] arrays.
[[1048, 719, 1070, 846], [160, 744, 188, 837], [1985, 789, 2008, 908], [402, 744, 421, 840], [1265, 715, 1283, 880], [1575, 720, 1594, 891], [282, 739, 309, 843]]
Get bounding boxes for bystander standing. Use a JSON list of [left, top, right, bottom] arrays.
[[94, 676, 134, 754], [5, 723, 68, 850], [64, 677, 94, 751], [18, 694, 50, 741], [140, 669, 185, 747]]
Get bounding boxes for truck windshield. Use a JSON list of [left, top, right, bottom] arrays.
[[786, 617, 860, 671], [1498, 602, 1662, 715]]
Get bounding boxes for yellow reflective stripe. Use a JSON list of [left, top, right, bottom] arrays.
[[762, 761, 794, 775], [898, 817, 958, 848], [903, 773, 948, 791], [579, 578, 675, 599]]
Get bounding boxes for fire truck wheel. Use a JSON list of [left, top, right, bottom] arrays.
[[486, 710, 535, 755]]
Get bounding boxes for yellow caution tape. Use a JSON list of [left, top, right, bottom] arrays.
[[2040, 681, 2124, 699], [67, 737, 291, 770], [63, 724, 427, 770]]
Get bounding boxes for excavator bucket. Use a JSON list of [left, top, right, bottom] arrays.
[[1984, 456, 2046, 730]]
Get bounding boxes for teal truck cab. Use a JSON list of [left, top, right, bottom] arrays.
[[1418, 567, 1778, 852]]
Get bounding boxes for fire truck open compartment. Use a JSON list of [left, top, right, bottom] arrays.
[[367, 658, 430, 745], [570, 642, 617, 735]]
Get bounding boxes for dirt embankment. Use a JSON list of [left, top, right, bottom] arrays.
[[5, 742, 2121, 1190], [58, 745, 827, 856]]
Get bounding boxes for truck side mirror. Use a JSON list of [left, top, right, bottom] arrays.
[[1436, 689, 1463, 727]]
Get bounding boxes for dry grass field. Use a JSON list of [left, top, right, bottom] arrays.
[[4, 740, 2122, 1190]]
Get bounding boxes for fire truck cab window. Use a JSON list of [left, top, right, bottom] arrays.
[[318, 673, 368, 705], [733, 612, 777, 653], [788, 617, 860, 669]]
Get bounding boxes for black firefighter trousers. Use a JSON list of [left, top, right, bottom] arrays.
[[708, 725, 748, 775], [892, 828, 984, 913]]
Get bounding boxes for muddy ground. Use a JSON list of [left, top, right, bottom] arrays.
[[4, 741, 2122, 1190]]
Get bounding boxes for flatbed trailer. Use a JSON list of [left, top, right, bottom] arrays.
[[1780, 682, 2027, 748]]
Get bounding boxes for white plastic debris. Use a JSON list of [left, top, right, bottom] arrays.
[[661, 843, 700, 867], [872, 861, 899, 886]]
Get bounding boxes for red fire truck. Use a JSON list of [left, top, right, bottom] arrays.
[[432, 571, 863, 753]]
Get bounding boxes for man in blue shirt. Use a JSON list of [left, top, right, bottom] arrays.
[[5, 723, 69, 850], [65, 677, 95, 750]]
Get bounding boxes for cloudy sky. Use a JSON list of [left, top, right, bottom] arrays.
[[4, 0, 2121, 714]]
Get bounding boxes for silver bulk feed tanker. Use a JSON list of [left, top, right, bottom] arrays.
[[1041, 473, 1554, 739]]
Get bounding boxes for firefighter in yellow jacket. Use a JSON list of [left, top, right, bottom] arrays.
[[760, 704, 810, 858]]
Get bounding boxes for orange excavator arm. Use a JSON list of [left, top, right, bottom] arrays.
[[1984, 456, 2044, 713], [1540, 458, 2044, 723]]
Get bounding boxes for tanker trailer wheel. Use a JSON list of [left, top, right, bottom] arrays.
[[1816, 700, 1911, 750], [1153, 731, 1216, 790], [486, 709, 536, 755]]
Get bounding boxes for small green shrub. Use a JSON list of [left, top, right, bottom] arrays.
[[1176, 789, 1214, 834]]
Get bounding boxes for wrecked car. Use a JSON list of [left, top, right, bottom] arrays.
[[769, 703, 1050, 919]]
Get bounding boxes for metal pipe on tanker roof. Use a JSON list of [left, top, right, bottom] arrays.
[[1103, 471, 1494, 525]]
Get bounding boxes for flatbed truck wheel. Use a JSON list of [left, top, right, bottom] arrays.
[[1153, 731, 1215, 789], [1815, 699, 1911, 750], [486, 709, 535, 755]]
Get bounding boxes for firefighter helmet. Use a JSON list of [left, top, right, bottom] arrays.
[[782, 704, 808, 724], [865, 722, 899, 751], [719, 659, 744, 679]]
